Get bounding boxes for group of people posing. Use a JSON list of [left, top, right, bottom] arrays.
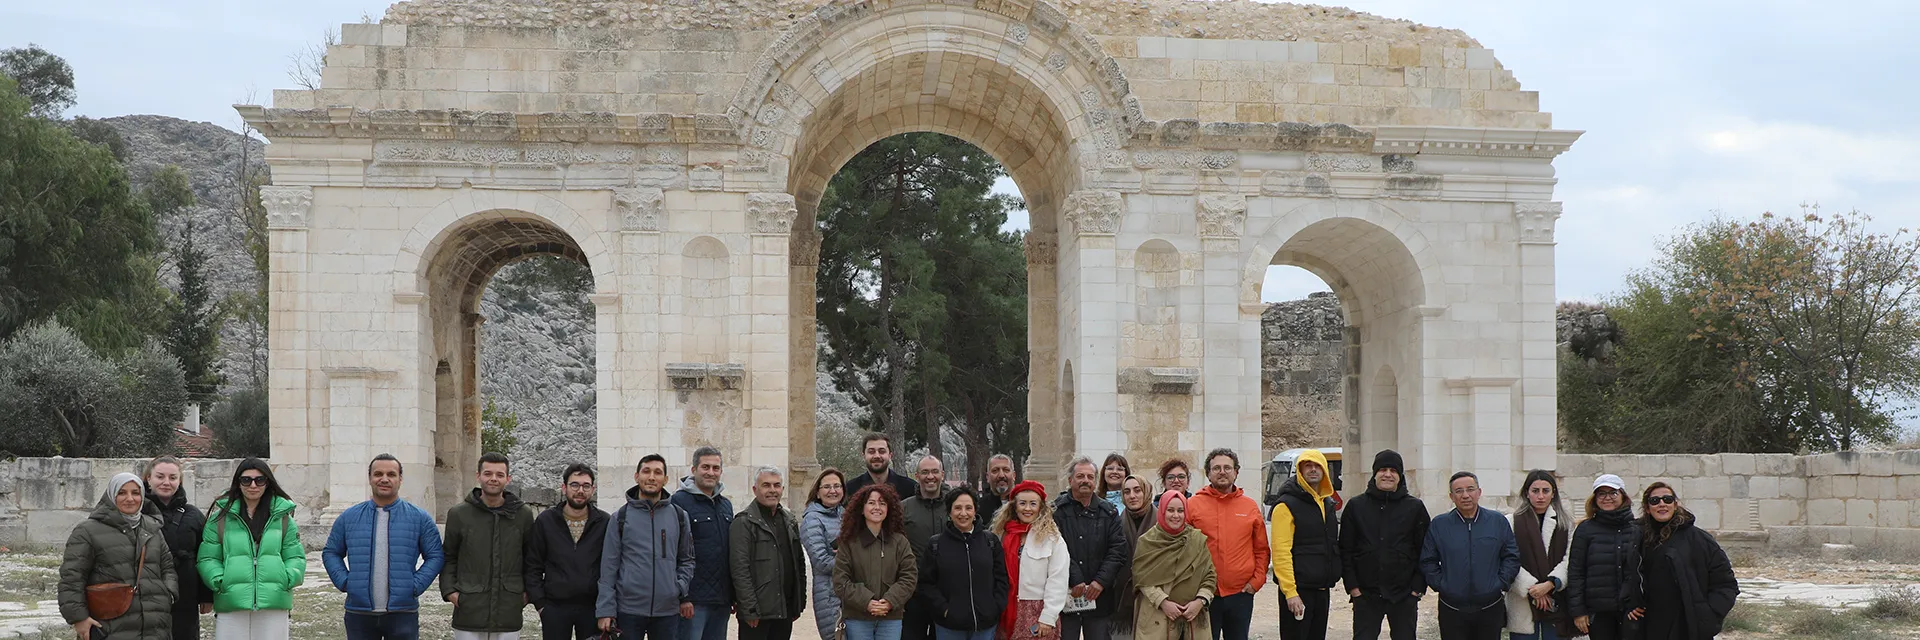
[[53, 435, 1739, 640]]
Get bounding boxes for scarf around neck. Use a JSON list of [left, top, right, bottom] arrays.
[[1514, 507, 1567, 623], [999, 517, 1033, 637], [1132, 515, 1210, 604]]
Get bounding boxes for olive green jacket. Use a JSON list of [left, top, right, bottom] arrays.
[[443, 488, 536, 632], [58, 494, 179, 639], [729, 502, 807, 622]]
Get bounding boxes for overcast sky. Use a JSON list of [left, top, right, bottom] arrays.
[[4, 1, 1916, 423]]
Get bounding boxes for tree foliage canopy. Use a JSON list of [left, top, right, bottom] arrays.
[[0, 44, 76, 119], [0, 322, 188, 457], [815, 133, 1030, 478], [1561, 208, 1920, 453]]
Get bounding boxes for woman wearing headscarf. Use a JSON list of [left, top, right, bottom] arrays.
[[1130, 490, 1213, 640], [1568, 474, 1641, 640], [59, 472, 179, 639], [804, 468, 850, 640], [1505, 470, 1572, 640], [992, 480, 1070, 640], [199, 458, 306, 639], [1111, 475, 1154, 640], [1636, 482, 1739, 640]]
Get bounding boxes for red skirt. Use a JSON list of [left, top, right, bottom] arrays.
[[998, 599, 1059, 640]]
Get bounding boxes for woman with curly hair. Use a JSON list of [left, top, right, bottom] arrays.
[[835, 484, 920, 640], [991, 481, 1070, 640], [1635, 482, 1739, 640]]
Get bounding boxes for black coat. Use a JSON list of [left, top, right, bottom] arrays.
[[524, 503, 610, 608], [1567, 507, 1641, 618], [1051, 493, 1129, 617], [1640, 516, 1739, 639], [1338, 482, 1428, 603], [148, 490, 212, 616], [846, 471, 918, 504], [918, 522, 1010, 631]]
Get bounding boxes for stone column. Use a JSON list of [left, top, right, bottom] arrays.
[[1515, 202, 1561, 474], [607, 187, 660, 506], [745, 193, 798, 482], [1196, 193, 1261, 491], [1446, 376, 1521, 505], [262, 186, 314, 467], [1040, 190, 1124, 489], [1025, 232, 1060, 485], [788, 221, 824, 503]]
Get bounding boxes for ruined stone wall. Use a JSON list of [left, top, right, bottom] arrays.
[[0, 458, 330, 550], [1261, 293, 1346, 453]]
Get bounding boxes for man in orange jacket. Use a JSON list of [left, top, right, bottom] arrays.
[[1187, 448, 1270, 640]]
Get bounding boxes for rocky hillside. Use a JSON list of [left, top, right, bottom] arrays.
[[105, 115, 269, 390]]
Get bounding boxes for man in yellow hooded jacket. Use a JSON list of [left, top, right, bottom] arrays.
[[1267, 449, 1339, 640]]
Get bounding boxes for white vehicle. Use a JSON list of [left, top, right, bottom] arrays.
[[1262, 447, 1344, 517]]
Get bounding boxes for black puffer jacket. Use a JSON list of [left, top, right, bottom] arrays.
[[1338, 481, 1428, 602], [919, 522, 1009, 631], [1567, 506, 1640, 618], [148, 489, 213, 616], [1052, 493, 1129, 617], [1641, 514, 1739, 639]]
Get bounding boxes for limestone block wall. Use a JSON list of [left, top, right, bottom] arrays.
[[1260, 294, 1346, 453], [1558, 451, 1920, 549], [0, 458, 328, 550]]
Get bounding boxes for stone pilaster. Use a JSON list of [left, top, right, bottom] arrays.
[[1515, 202, 1560, 473]]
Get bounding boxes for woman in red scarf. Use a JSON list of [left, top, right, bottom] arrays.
[[990, 481, 1070, 640]]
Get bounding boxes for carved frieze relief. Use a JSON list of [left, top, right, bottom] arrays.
[[614, 187, 664, 232], [1196, 194, 1248, 238], [1064, 190, 1124, 237]]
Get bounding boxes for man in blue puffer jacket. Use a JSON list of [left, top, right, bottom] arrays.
[[1419, 471, 1520, 640], [670, 447, 734, 640], [323, 454, 447, 640]]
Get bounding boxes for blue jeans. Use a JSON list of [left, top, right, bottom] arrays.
[[343, 611, 419, 640], [934, 626, 996, 640], [677, 604, 730, 640], [1510, 621, 1560, 640], [846, 618, 904, 640]]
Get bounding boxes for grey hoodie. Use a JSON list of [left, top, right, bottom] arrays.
[[596, 486, 696, 619]]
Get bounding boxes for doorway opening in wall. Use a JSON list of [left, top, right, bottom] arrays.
[[811, 132, 1031, 485], [475, 254, 598, 504], [1260, 264, 1348, 459]]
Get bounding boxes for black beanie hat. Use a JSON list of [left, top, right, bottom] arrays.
[[1373, 449, 1404, 474]]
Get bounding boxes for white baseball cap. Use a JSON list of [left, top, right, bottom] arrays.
[[1592, 474, 1626, 493]]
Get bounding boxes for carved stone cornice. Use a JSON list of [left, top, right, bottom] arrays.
[[1372, 126, 1584, 160], [747, 192, 799, 235], [236, 106, 740, 145], [1196, 193, 1248, 238], [1063, 190, 1123, 237], [1133, 120, 1373, 153], [260, 185, 313, 229], [614, 187, 663, 232], [1514, 201, 1562, 244]]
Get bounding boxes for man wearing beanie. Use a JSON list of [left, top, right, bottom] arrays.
[[1338, 450, 1430, 640]]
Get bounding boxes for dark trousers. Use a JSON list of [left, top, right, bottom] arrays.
[[344, 611, 420, 640], [1275, 589, 1329, 640], [616, 614, 679, 640], [1586, 612, 1630, 640], [739, 617, 795, 640], [1436, 602, 1505, 640], [1059, 612, 1111, 640], [904, 598, 937, 640], [169, 603, 201, 640], [1350, 595, 1417, 640], [1209, 592, 1255, 640], [540, 602, 599, 640]]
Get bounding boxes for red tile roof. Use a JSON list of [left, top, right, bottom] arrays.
[[173, 424, 218, 458]]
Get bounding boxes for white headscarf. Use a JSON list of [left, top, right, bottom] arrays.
[[106, 472, 145, 525]]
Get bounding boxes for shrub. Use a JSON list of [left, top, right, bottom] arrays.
[[209, 387, 270, 458], [0, 322, 185, 457], [1782, 601, 1857, 638], [1863, 584, 1920, 622]]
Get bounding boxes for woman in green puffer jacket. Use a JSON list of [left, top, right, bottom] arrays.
[[198, 458, 306, 640]]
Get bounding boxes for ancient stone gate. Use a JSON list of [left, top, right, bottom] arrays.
[[245, 0, 1579, 515]]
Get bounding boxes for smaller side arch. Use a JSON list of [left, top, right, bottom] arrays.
[[1238, 199, 1436, 310], [393, 189, 615, 297]]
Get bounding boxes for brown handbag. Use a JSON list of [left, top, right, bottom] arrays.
[[84, 533, 146, 620]]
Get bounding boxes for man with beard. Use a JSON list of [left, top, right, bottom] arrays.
[[901, 455, 950, 640], [975, 454, 1017, 521], [444, 452, 537, 639], [1338, 450, 1428, 640], [1268, 449, 1339, 640], [1053, 456, 1129, 640], [670, 447, 734, 640], [598, 454, 696, 640], [527, 463, 611, 640], [1187, 449, 1269, 640], [844, 433, 917, 500]]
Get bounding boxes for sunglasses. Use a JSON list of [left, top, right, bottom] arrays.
[[1645, 494, 1677, 505], [238, 476, 269, 487]]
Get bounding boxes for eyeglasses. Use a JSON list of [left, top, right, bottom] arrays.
[[1164, 474, 1188, 481], [1646, 495, 1677, 505], [566, 482, 595, 490], [238, 476, 268, 487], [1593, 488, 1620, 497]]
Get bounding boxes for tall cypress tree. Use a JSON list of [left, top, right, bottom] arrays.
[[147, 165, 224, 402]]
